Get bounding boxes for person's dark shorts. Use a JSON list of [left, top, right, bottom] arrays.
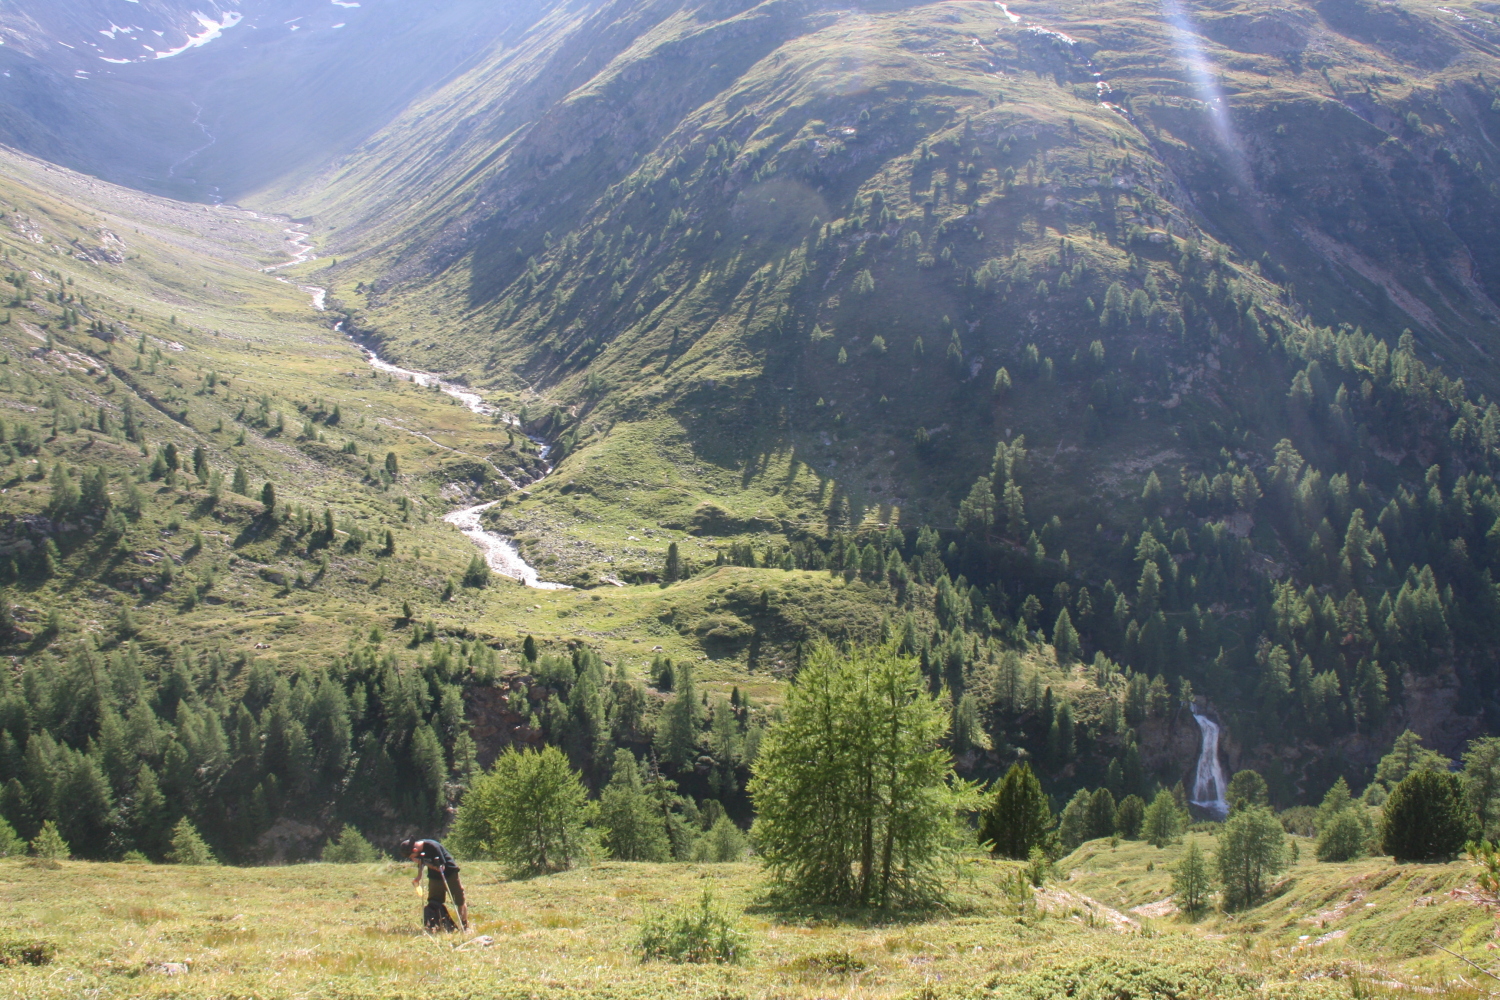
[[427, 869, 465, 908]]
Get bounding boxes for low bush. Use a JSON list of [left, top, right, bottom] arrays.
[[785, 949, 865, 977], [0, 939, 54, 967], [986, 956, 1259, 1000], [637, 890, 747, 964]]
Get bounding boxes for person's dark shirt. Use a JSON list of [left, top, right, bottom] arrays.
[[415, 839, 460, 873]]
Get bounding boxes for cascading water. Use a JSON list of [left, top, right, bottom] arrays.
[[1190, 713, 1228, 818]]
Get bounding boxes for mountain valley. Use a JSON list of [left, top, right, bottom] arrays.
[[0, 1, 1499, 994]]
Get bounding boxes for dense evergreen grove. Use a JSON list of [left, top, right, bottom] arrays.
[[0, 636, 775, 863], [694, 295, 1500, 802]]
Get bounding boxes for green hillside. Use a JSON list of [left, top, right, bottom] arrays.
[[2, 5, 1500, 983], [256, 0, 1500, 789]]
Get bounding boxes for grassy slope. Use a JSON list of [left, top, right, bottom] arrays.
[[0, 848, 1492, 999], [0, 145, 910, 699]]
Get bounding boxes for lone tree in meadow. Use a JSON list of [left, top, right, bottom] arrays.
[[1215, 805, 1287, 910], [452, 745, 588, 876], [1380, 769, 1474, 863], [1172, 838, 1212, 914], [749, 641, 973, 908], [165, 818, 218, 865], [979, 762, 1054, 860]]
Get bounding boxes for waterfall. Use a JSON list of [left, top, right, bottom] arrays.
[[1190, 713, 1228, 818]]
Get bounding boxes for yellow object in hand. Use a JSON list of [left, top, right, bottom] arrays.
[[414, 882, 426, 899]]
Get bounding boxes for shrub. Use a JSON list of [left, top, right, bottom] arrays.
[[786, 949, 865, 977], [638, 890, 747, 964], [165, 818, 218, 865], [29, 821, 69, 860], [0, 939, 54, 967], [322, 825, 380, 863], [451, 745, 588, 875], [1381, 769, 1474, 863], [987, 957, 1257, 1000]]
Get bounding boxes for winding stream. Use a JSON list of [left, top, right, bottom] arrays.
[[361, 343, 571, 590], [268, 220, 568, 590]]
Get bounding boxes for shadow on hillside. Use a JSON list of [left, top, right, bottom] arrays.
[[746, 888, 978, 928]]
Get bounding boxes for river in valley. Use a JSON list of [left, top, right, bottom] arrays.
[[273, 223, 568, 590]]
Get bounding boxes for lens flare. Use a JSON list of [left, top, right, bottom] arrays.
[[1159, 0, 1248, 179]]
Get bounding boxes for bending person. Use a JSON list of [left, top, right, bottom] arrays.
[[398, 837, 468, 931]]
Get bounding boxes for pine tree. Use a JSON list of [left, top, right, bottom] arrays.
[[322, 825, 380, 863], [450, 746, 588, 875], [957, 477, 995, 542], [231, 466, 249, 495], [260, 482, 276, 511], [992, 366, 1011, 397], [1380, 769, 1474, 862], [1172, 838, 1212, 914], [1003, 480, 1027, 537], [129, 765, 171, 859], [1114, 794, 1145, 839], [1142, 789, 1184, 847], [664, 541, 683, 582], [654, 662, 702, 769], [1086, 787, 1116, 840], [385, 451, 399, 475], [1215, 805, 1287, 909], [597, 749, 670, 861], [47, 463, 78, 520], [1315, 809, 1371, 863], [1227, 770, 1269, 812], [463, 554, 490, 588], [1462, 737, 1500, 836], [165, 817, 218, 865], [0, 816, 22, 857], [1374, 730, 1448, 790], [979, 762, 1054, 859], [749, 641, 966, 908], [1052, 608, 1081, 663], [30, 820, 69, 860]]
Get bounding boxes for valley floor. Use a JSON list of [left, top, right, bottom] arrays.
[[0, 840, 1493, 999]]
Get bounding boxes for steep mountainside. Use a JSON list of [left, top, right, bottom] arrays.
[[268, 0, 1500, 791]]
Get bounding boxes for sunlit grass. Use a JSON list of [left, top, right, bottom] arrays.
[[0, 851, 1490, 999]]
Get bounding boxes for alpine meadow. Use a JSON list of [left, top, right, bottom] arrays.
[[5, 0, 1500, 997]]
